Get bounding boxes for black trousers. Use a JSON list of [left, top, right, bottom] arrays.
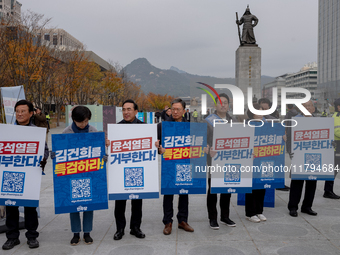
[[162, 194, 188, 225], [207, 178, 231, 220], [6, 206, 39, 239], [245, 189, 266, 217], [288, 180, 317, 211], [114, 199, 142, 230], [324, 153, 340, 192], [325, 180, 335, 193]]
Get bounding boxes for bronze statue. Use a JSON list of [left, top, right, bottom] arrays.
[[236, 5, 259, 45]]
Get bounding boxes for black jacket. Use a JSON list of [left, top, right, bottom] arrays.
[[184, 112, 191, 122], [118, 117, 144, 124], [161, 110, 172, 121]]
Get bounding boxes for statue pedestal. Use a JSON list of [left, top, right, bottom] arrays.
[[235, 46, 261, 102]]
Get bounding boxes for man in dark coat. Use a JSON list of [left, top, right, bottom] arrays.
[[2, 100, 48, 250], [156, 99, 194, 235], [113, 99, 146, 241]]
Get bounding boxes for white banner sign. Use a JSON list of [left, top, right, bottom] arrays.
[[291, 117, 334, 180], [108, 124, 159, 200], [0, 85, 25, 124], [0, 124, 46, 207], [211, 125, 254, 193]]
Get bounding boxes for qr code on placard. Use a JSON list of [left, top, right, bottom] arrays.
[[176, 164, 192, 183], [124, 167, 144, 187], [304, 153, 322, 171], [1, 171, 25, 193], [224, 164, 241, 183], [71, 178, 92, 199], [261, 161, 274, 178]]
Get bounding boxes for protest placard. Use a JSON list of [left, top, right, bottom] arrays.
[[161, 122, 207, 195], [0, 124, 45, 207], [253, 123, 285, 189], [211, 125, 254, 193], [108, 124, 159, 200], [52, 132, 108, 214], [291, 117, 334, 180]]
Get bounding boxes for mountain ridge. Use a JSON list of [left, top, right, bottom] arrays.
[[124, 58, 275, 97]]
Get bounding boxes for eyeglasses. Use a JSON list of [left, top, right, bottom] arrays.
[[171, 108, 183, 112]]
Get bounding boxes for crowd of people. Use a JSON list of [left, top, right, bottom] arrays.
[[2, 95, 339, 250]]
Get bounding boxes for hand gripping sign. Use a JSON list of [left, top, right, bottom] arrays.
[[0, 124, 46, 207]]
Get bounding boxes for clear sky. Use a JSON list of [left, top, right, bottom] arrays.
[[21, 0, 318, 78]]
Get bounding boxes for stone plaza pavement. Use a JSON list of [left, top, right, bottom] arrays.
[[1, 123, 340, 255]]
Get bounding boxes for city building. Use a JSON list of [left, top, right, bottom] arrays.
[[38, 28, 84, 50], [317, 0, 340, 110], [37, 30, 111, 71], [84, 51, 112, 72], [262, 74, 288, 107], [0, 0, 21, 21], [285, 62, 317, 100]]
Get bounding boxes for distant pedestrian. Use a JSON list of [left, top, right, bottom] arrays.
[[192, 109, 198, 122], [184, 109, 191, 122], [45, 111, 51, 129]]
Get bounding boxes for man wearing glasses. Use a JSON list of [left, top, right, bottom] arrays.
[[156, 98, 194, 235], [2, 100, 48, 250]]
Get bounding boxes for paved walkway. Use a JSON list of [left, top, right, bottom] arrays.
[[1, 123, 340, 254]]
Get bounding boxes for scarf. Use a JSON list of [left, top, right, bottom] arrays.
[[71, 122, 89, 133]]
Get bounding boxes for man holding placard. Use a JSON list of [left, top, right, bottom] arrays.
[[113, 100, 146, 240], [288, 101, 319, 217], [204, 93, 236, 229], [2, 100, 48, 250], [156, 99, 195, 235]]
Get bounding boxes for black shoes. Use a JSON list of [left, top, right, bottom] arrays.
[[27, 238, 39, 249], [2, 238, 38, 250], [70, 233, 80, 246], [130, 227, 145, 238], [113, 229, 125, 240], [71, 233, 93, 245], [290, 208, 317, 216], [209, 219, 219, 230], [323, 191, 340, 199], [2, 239, 20, 250], [115, 227, 145, 239], [289, 210, 298, 217], [221, 218, 236, 227], [301, 208, 317, 216], [84, 233, 93, 244]]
